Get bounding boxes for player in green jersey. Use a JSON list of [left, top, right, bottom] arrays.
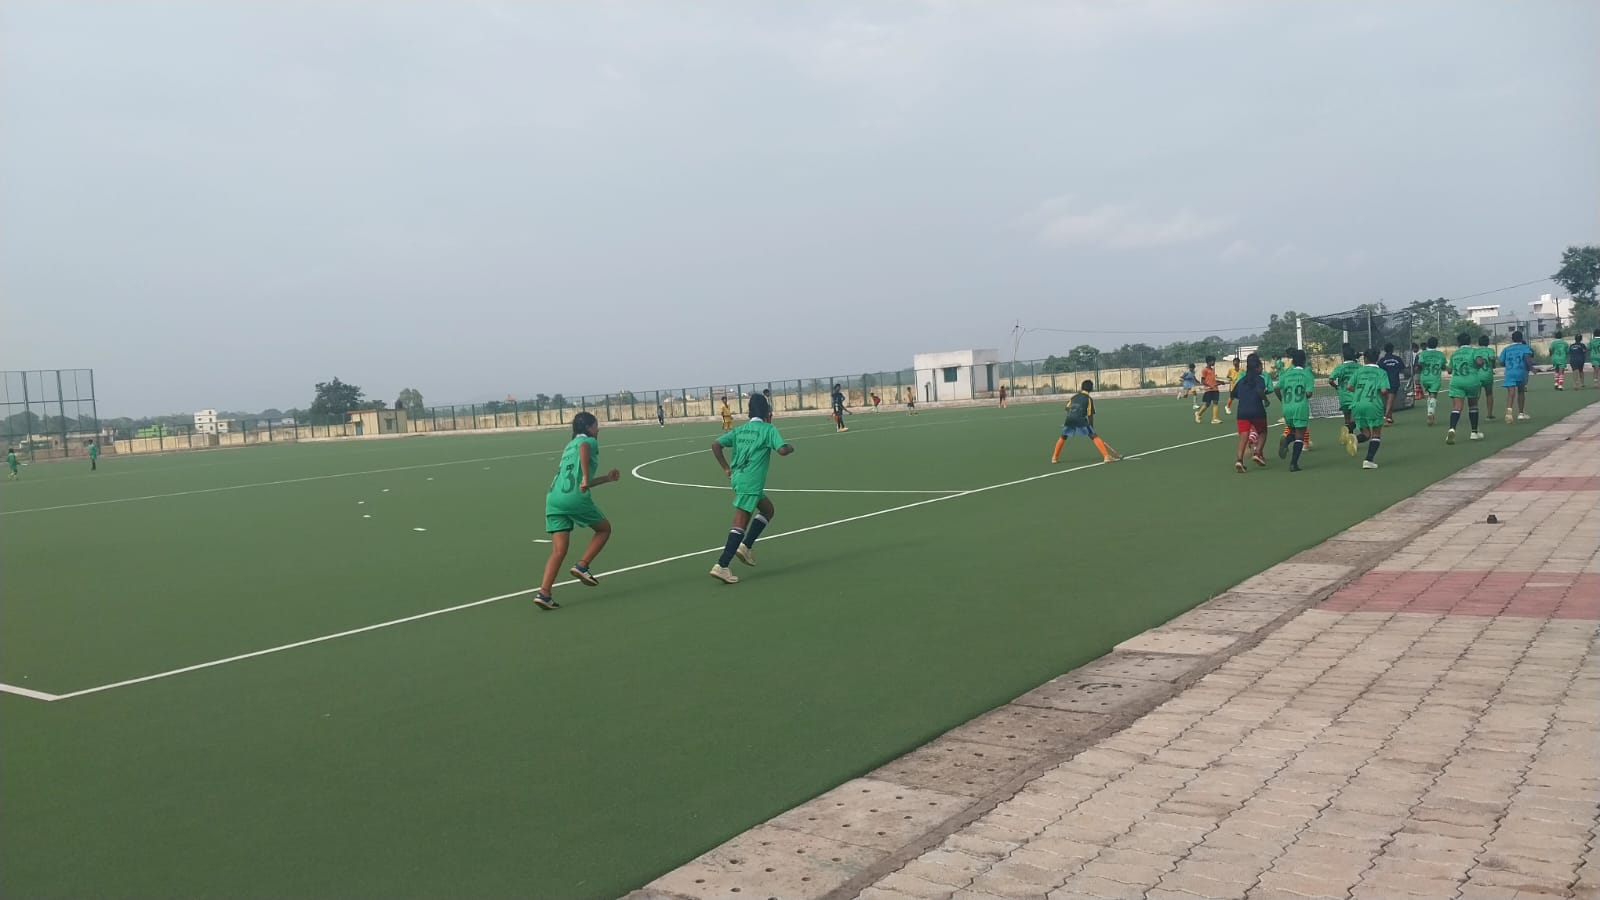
[[1445, 332, 1486, 444], [1275, 350, 1315, 472], [1549, 331, 1569, 390], [1350, 349, 1390, 469], [88, 439, 100, 471], [1328, 346, 1363, 457], [1415, 337, 1448, 425], [5, 448, 17, 480], [709, 391, 794, 584], [1475, 335, 1497, 416], [533, 412, 620, 611]]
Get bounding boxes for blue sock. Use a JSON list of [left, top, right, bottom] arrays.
[[1450, 410, 1461, 429], [1366, 437, 1381, 462], [744, 515, 769, 548], [718, 528, 744, 567], [1291, 438, 1304, 466], [1469, 408, 1479, 431]]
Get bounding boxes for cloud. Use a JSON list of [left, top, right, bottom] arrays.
[[1220, 239, 1260, 262], [1028, 196, 1232, 250]]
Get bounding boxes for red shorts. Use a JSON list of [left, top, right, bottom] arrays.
[[1237, 418, 1267, 436]]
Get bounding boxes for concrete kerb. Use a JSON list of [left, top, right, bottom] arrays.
[[625, 407, 1599, 900]]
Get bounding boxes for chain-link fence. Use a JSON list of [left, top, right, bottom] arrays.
[[2, 369, 100, 461]]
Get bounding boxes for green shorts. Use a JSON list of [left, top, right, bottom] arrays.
[[1448, 378, 1479, 400], [546, 496, 605, 533], [1420, 379, 1442, 395], [733, 491, 769, 514], [1281, 404, 1311, 429], [1352, 402, 1385, 430]]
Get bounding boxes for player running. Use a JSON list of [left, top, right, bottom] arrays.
[[1178, 363, 1199, 407], [1416, 337, 1447, 425], [709, 391, 794, 584], [1275, 349, 1315, 472], [1378, 343, 1404, 424], [6, 447, 17, 480], [1231, 354, 1271, 473], [533, 412, 620, 611], [1446, 332, 1486, 444], [1196, 356, 1222, 424], [1328, 346, 1362, 456], [1550, 332, 1570, 391], [1051, 380, 1121, 464], [1569, 335, 1590, 389], [1499, 330, 1534, 422], [1350, 349, 1391, 469], [1475, 335, 1498, 415]]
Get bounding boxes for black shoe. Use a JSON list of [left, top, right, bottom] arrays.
[[1290, 464, 1302, 472], [533, 592, 560, 611], [1278, 435, 1290, 459]]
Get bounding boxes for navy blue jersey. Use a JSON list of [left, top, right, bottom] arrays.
[[1231, 372, 1269, 419], [1379, 355, 1404, 389]]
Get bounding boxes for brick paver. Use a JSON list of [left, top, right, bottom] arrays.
[[850, 416, 1600, 900]]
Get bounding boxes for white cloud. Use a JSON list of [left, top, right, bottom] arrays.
[[1028, 196, 1232, 250], [1220, 239, 1260, 262]]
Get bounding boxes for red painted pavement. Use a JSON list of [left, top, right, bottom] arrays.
[[1498, 476, 1600, 492], [1320, 570, 1599, 619]]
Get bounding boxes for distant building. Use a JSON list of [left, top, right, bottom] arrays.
[[1529, 293, 1575, 326], [913, 349, 1002, 402], [194, 409, 230, 434]]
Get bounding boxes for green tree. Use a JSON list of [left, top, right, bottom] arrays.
[[309, 378, 364, 420], [482, 400, 504, 414], [1553, 244, 1600, 306], [616, 390, 636, 404], [1060, 344, 1100, 371], [395, 388, 425, 412], [550, 394, 568, 409]]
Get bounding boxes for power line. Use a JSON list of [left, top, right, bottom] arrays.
[[1447, 277, 1552, 303]]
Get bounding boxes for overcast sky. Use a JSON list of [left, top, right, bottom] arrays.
[[2, 1, 1596, 416]]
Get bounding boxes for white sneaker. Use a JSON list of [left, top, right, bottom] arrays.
[[709, 565, 739, 584], [1470, 432, 1484, 441], [735, 545, 756, 567], [1504, 410, 1513, 423], [1446, 428, 1456, 445], [1362, 460, 1379, 470], [1516, 413, 1530, 421]]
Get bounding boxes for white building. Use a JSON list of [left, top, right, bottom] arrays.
[[194, 409, 230, 434], [912, 349, 1002, 403], [1466, 305, 1500, 324], [1529, 293, 1575, 326]]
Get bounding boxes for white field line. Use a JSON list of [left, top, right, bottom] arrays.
[[0, 683, 63, 701], [39, 431, 1234, 702], [630, 450, 960, 494], [0, 429, 771, 517], [0, 406, 1038, 517]]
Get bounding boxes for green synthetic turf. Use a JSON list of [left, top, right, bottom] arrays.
[[2, 388, 1594, 898]]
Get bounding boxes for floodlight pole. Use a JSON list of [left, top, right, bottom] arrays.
[[1010, 320, 1023, 392], [1296, 317, 1304, 350]]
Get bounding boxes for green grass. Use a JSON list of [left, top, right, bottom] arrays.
[[2, 388, 1594, 899]]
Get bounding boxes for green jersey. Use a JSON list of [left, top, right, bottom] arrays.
[[1417, 348, 1447, 388], [717, 419, 787, 495], [1329, 360, 1361, 406], [1474, 346, 1497, 376], [1449, 346, 1480, 379], [89, 443, 100, 459], [547, 435, 600, 510], [1549, 339, 1569, 367], [1349, 364, 1389, 409], [5, 451, 16, 470], [1276, 367, 1314, 426]]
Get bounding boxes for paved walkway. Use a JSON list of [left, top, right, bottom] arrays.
[[633, 405, 1600, 900]]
